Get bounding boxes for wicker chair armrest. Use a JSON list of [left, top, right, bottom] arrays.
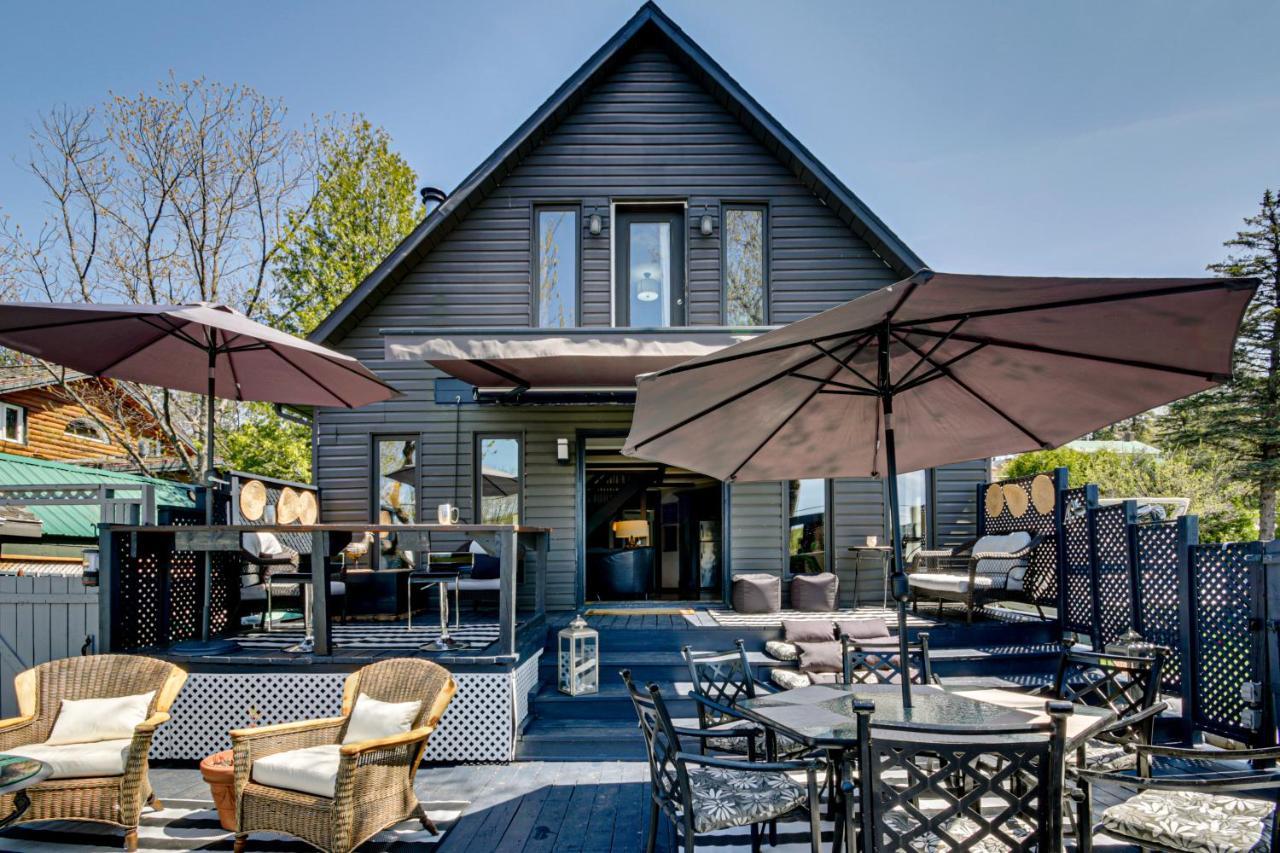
[[134, 711, 171, 734], [0, 716, 39, 750], [229, 716, 346, 742], [911, 554, 972, 574], [339, 725, 434, 757], [0, 714, 36, 733], [914, 549, 959, 559], [677, 751, 820, 773]]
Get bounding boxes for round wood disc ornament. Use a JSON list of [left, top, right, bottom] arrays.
[[297, 489, 318, 525], [1030, 474, 1056, 515], [277, 486, 300, 525], [1003, 483, 1030, 518], [984, 483, 1005, 518], [238, 479, 267, 522]]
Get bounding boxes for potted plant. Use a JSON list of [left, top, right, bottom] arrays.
[[201, 706, 261, 831]]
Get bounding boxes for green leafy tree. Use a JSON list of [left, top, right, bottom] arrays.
[[219, 402, 312, 482], [273, 117, 423, 336], [1000, 446, 1256, 542], [1159, 190, 1280, 539]]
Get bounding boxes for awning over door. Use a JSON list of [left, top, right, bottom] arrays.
[[383, 328, 766, 391]]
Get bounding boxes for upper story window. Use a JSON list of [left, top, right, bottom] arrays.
[[0, 403, 26, 444], [723, 205, 767, 326], [615, 206, 685, 327], [535, 206, 578, 328], [65, 417, 109, 444], [787, 478, 827, 574]]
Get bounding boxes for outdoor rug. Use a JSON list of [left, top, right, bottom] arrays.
[[710, 606, 941, 629], [233, 622, 501, 651], [0, 799, 466, 851]]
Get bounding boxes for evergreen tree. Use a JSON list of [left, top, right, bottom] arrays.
[[1160, 190, 1280, 539], [273, 117, 423, 335]]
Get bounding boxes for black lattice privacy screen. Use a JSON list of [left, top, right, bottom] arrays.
[[978, 468, 1068, 610]]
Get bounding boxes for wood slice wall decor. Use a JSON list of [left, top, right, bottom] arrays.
[[297, 489, 318, 525], [276, 486, 300, 525], [1002, 483, 1030, 518], [1030, 474, 1056, 515], [984, 483, 1005, 517], [238, 479, 266, 522]]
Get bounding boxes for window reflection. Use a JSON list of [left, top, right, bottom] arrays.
[[724, 207, 765, 325], [376, 438, 416, 525], [479, 436, 522, 525], [537, 208, 577, 328], [896, 470, 928, 559], [788, 478, 826, 573], [629, 221, 671, 327]]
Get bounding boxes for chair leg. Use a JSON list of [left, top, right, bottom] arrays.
[[749, 821, 760, 853], [124, 828, 138, 851], [233, 837, 247, 853], [768, 817, 777, 846], [414, 802, 439, 834], [646, 798, 660, 853]]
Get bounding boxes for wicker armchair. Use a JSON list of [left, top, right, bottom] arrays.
[[230, 658, 455, 853], [908, 530, 1046, 621], [0, 654, 187, 851]]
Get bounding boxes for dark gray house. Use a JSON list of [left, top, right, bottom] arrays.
[[309, 2, 987, 611]]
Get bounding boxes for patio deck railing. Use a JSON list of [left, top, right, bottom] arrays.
[[94, 522, 550, 661]]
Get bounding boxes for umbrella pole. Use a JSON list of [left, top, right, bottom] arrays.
[[878, 323, 913, 710], [200, 350, 215, 642]]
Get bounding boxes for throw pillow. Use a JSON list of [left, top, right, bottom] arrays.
[[342, 693, 422, 745], [46, 691, 156, 745]]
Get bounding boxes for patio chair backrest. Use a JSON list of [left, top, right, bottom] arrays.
[[855, 702, 1073, 852], [1052, 648, 1163, 728], [842, 633, 935, 686], [682, 639, 756, 729], [26, 654, 183, 743], [339, 658, 453, 735], [621, 669, 684, 810]]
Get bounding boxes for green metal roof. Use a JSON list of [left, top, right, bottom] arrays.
[[0, 452, 196, 540]]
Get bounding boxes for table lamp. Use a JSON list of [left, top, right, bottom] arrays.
[[612, 519, 650, 548]]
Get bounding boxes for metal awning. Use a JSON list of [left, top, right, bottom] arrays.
[[383, 327, 769, 393]]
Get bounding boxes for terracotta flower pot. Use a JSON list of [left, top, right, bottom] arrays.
[[199, 749, 236, 831]]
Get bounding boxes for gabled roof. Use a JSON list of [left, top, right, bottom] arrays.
[[311, 1, 925, 346], [0, 365, 89, 394]]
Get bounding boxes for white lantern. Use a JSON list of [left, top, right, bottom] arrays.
[[558, 615, 599, 696]]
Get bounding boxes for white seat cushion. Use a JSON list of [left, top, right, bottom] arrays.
[[8, 739, 132, 779], [46, 691, 155, 745], [342, 694, 421, 745], [251, 744, 341, 798], [453, 578, 500, 592], [242, 531, 286, 557], [1101, 788, 1275, 852], [909, 572, 998, 594]]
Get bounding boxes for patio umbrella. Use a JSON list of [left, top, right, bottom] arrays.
[[623, 270, 1258, 706], [0, 301, 399, 653]]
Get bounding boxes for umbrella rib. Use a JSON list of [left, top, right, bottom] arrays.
[[894, 319, 965, 389], [0, 314, 136, 334], [629, 335, 862, 452], [892, 277, 1255, 331], [810, 338, 876, 389], [893, 331, 1051, 449], [894, 342, 988, 395], [648, 327, 862, 377], [905, 328, 1232, 381], [726, 334, 857, 481], [261, 341, 353, 408], [795, 373, 876, 393], [88, 325, 176, 377]]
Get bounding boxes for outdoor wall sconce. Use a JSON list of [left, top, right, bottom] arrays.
[[588, 211, 603, 236], [699, 210, 714, 236], [556, 437, 570, 463]]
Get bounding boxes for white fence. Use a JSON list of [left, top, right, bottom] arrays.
[[0, 575, 99, 716]]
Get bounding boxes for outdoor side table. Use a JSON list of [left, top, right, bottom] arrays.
[[736, 683, 1115, 853], [0, 755, 52, 829], [407, 570, 467, 650], [847, 545, 893, 608]]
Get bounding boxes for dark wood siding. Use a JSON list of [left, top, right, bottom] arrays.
[[315, 39, 948, 610]]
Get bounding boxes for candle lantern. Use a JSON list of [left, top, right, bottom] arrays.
[[558, 615, 599, 696]]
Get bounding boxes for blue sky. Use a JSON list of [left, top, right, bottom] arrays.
[[1, 1, 1276, 277]]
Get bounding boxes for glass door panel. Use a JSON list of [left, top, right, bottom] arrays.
[[615, 208, 685, 326]]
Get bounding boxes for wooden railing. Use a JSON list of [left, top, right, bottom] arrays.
[[96, 522, 550, 660]]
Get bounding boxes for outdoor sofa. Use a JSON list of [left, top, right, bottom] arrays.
[[907, 530, 1045, 621]]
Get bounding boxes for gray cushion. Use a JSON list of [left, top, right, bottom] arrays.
[[880, 810, 1036, 851], [790, 572, 838, 611], [732, 574, 781, 614], [838, 618, 891, 641], [1080, 739, 1136, 772], [679, 764, 808, 833], [1101, 789, 1274, 852], [795, 641, 842, 673], [783, 620, 837, 643]]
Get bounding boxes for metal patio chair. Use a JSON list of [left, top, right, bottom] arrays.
[[844, 699, 1075, 852], [622, 669, 823, 853], [1077, 743, 1280, 853], [841, 633, 938, 686]]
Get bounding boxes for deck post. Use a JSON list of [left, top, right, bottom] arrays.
[[498, 527, 518, 657], [534, 531, 548, 618], [311, 529, 331, 656], [1085, 504, 1104, 650], [1175, 515, 1198, 744], [97, 527, 114, 653], [1122, 500, 1141, 636], [1262, 541, 1280, 750]]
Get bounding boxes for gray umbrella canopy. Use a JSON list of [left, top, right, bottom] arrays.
[[624, 270, 1257, 707], [624, 271, 1256, 482]]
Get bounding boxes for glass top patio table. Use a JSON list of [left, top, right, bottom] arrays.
[[736, 683, 1114, 748]]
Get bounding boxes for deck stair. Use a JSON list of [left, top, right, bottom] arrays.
[[515, 606, 1065, 761]]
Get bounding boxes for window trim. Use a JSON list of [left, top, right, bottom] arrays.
[[0, 403, 27, 445], [65, 417, 110, 445], [784, 478, 831, 575], [474, 432, 524, 526], [370, 434, 420, 525], [531, 203, 582, 329], [720, 202, 769, 326]]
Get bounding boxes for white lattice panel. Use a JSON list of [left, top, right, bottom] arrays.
[[151, 657, 542, 763]]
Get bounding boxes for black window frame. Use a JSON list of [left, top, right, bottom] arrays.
[[785, 478, 831, 575], [531, 203, 582, 329], [474, 432, 524, 526], [720, 202, 769, 326]]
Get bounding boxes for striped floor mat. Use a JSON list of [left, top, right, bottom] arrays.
[[0, 799, 465, 851], [234, 623, 501, 651], [709, 606, 942, 628]]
